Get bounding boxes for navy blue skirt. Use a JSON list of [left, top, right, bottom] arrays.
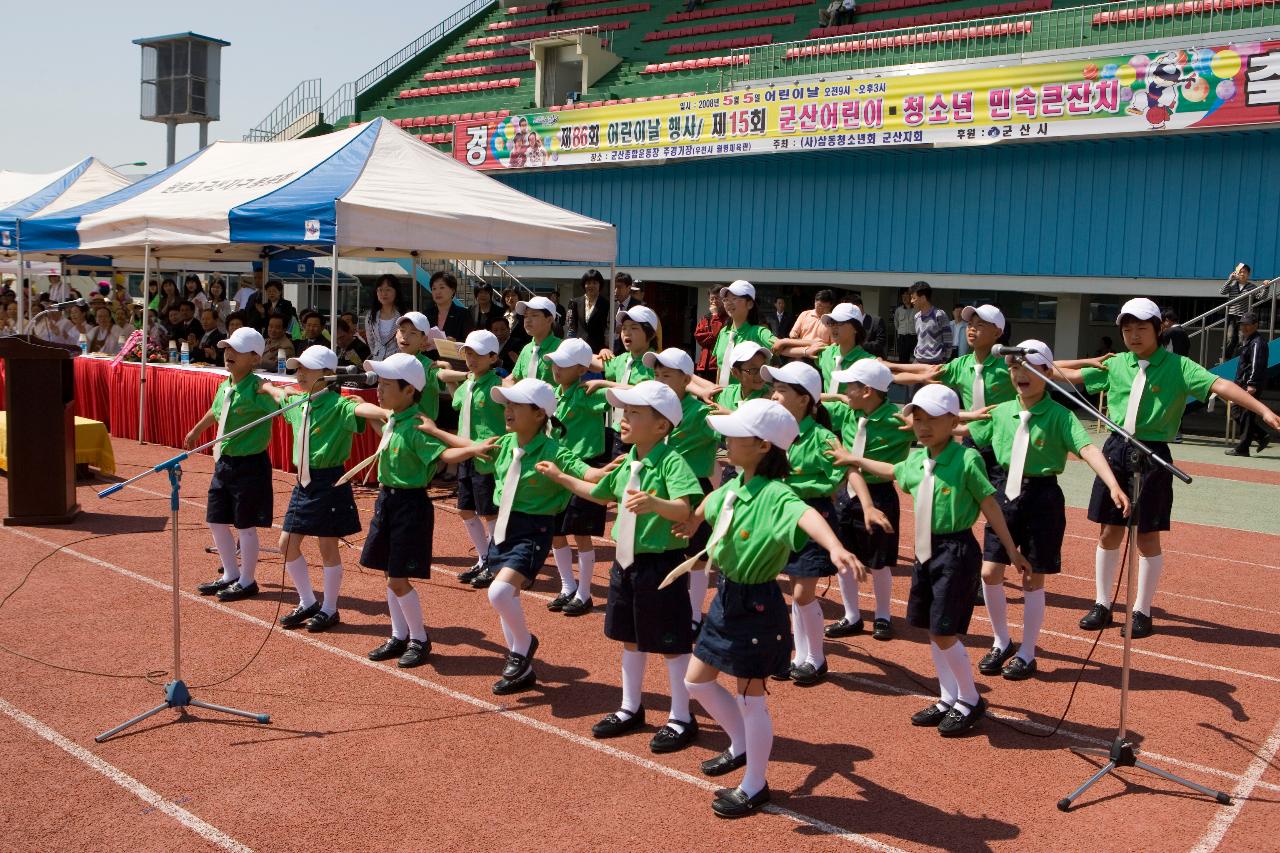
[[783, 496, 837, 578], [283, 466, 362, 537], [484, 511, 555, 582], [694, 576, 792, 680]]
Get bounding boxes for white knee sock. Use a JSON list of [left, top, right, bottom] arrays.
[[620, 649, 646, 716], [941, 641, 980, 709], [1095, 546, 1121, 606], [736, 694, 773, 798], [665, 655, 692, 726], [552, 546, 575, 595], [1135, 555, 1164, 616], [209, 523, 238, 581], [462, 516, 489, 559], [790, 601, 809, 666], [321, 564, 343, 615], [983, 582, 1010, 650], [871, 567, 893, 621], [236, 527, 259, 587], [929, 640, 958, 711], [395, 589, 427, 642], [836, 569, 860, 622], [385, 588, 408, 640], [575, 550, 595, 602], [1019, 588, 1045, 663], [685, 679, 745, 757], [801, 600, 825, 667], [488, 580, 530, 655], [285, 556, 316, 607], [689, 567, 709, 624]]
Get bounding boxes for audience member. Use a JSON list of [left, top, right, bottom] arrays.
[[294, 311, 328, 355], [694, 289, 729, 380], [564, 268, 609, 353], [253, 280, 296, 332], [766, 295, 795, 338], [183, 274, 209, 310], [157, 278, 182, 316], [788, 288, 836, 346], [334, 318, 370, 367], [893, 289, 916, 362], [1227, 312, 1271, 457], [949, 306, 970, 358], [196, 307, 227, 365], [850, 295, 886, 357], [366, 274, 404, 361], [261, 313, 296, 369], [819, 0, 843, 25], [87, 305, 127, 354], [1160, 308, 1190, 356], [469, 282, 505, 332], [1221, 263, 1276, 356], [232, 274, 259, 315], [206, 278, 234, 323], [425, 270, 473, 340], [909, 280, 951, 364]]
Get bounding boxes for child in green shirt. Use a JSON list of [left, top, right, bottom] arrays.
[[506, 295, 562, 386], [708, 341, 772, 414], [396, 311, 443, 420], [585, 304, 659, 461]]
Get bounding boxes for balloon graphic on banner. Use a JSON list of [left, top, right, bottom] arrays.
[[1130, 54, 1149, 78], [1117, 64, 1137, 86], [1183, 77, 1210, 103], [1211, 49, 1241, 80], [1102, 63, 1119, 79], [1216, 79, 1237, 101], [1192, 48, 1215, 76], [1083, 63, 1099, 80]]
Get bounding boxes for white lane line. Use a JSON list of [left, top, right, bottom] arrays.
[[0, 528, 905, 852], [1189, 713, 1280, 852], [0, 696, 252, 853]]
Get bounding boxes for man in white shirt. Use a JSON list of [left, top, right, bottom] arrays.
[[949, 306, 970, 359], [47, 274, 72, 303]]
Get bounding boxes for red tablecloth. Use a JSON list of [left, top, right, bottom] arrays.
[[0, 357, 111, 422]]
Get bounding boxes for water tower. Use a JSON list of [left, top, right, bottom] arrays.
[[133, 32, 230, 166]]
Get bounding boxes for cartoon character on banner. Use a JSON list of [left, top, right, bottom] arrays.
[[1127, 51, 1199, 130]]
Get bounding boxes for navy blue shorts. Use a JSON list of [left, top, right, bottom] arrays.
[[906, 530, 982, 636], [682, 478, 715, 560], [605, 551, 694, 654], [206, 452, 273, 530], [783, 497, 837, 578], [694, 576, 792, 680], [835, 480, 901, 570], [484, 511, 555, 582], [1088, 433, 1173, 533], [555, 493, 607, 537], [456, 459, 497, 516], [984, 472, 1065, 574], [360, 487, 433, 579], [283, 466, 361, 537]]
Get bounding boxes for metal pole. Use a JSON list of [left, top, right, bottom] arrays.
[[198, 121, 209, 151], [170, 469, 182, 682], [14, 220, 25, 332], [412, 257, 420, 312], [1269, 282, 1277, 342], [138, 243, 152, 444], [607, 262, 617, 353], [330, 243, 340, 353], [166, 121, 177, 167]]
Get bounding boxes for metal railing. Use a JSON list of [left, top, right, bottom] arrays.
[[353, 0, 498, 93], [1182, 280, 1278, 366], [320, 82, 356, 131], [243, 79, 322, 142], [720, 0, 1280, 88], [451, 258, 537, 300]]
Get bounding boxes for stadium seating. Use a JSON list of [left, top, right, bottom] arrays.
[[809, 0, 1050, 38], [507, 0, 620, 15], [398, 78, 524, 100], [665, 0, 811, 23], [644, 14, 796, 41], [444, 47, 529, 64], [641, 54, 751, 73], [667, 34, 772, 54], [787, 19, 1033, 59], [423, 62, 537, 81], [1092, 0, 1269, 26], [487, 3, 650, 31], [468, 20, 630, 47]]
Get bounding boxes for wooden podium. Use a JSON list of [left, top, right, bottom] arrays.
[[0, 335, 80, 525]]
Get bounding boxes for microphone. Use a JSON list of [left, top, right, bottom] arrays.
[[46, 297, 88, 310], [322, 371, 377, 386], [991, 344, 1032, 358]]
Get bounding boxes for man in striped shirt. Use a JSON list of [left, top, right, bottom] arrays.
[[910, 281, 952, 365]]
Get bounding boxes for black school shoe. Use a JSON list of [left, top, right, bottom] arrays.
[[458, 562, 485, 585], [501, 635, 540, 679], [977, 643, 1018, 676], [469, 569, 497, 589], [791, 661, 829, 686], [770, 664, 799, 682], [872, 618, 894, 641], [197, 576, 237, 596], [1123, 611, 1154, 639], [592, 707, 645, 739], [561, 597, 594, 617], [492, 666, 536, 695], [398, 636, 432, 668], [824, 617, 864, 638], [701, 748, 748, 777], [279, 601, 322, 629], [712, 785, 771, 818], [547, 590, 575, 612], [910, 702, 951, 727], [650, 717, 699, 754], [217, 581, 259, 602], [938, 697, 988, 737], [305, 610, 340, 633], [1001, 656, 1037, 681], [368, 637, 409, 662], [1079, 603, 1113, 631]]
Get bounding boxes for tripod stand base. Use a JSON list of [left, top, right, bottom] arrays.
[[94, 680, 270, 743], [1058, 738, 1231, 811]]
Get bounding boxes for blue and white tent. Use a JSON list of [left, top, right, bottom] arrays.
[[18, 119, 616, 263], [0, 158, 131, 251]]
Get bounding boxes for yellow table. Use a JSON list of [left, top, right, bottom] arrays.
[[0, 412, 116, 476]]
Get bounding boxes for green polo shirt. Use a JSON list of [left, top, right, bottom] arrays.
[[282, 390, 367, 470], [1080, 348, 1216, 442], [667, 392, 717, 479], [209, 373, 279, 457], [712, 323, 777, 386], [555, 381, 608, 460], [893, 441, 995, 535], [376, 411, 447, 489], [832, 400, 912, 485], [512, 334, 562, 384], [412, 353, 442, 421], [969, 395, 1091, 477], [785, 416, 843, 499], [451, 370, 505, 474], [590, 442, 704, 554], [704, 475, 809, 585], [715, 382, 771, 412], [817, 344, 873, 394], [603, 350, 654, 386], [491, 430, 588, 516], [940, 352, 1015, 410]]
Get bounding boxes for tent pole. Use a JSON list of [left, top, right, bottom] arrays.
[[607, 262, 616, 354], [14, 220, 25, 332], [412, 257, 420, 312], [139, 243, 152, 444], [330, 243, 339, 353]]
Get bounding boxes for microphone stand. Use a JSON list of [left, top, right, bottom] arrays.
[[93, 378, 335, 743], [1001, 355, 1231, 810]]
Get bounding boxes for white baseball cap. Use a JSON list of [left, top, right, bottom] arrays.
[[642, 347, 694, 375], [960, 304, 1006, 331], [544, 337, 594, 368], [902, 384, 960, 417], [727, 340, 770, 367], [399, 311, 433, 333], [616, 305, 659, 330], [491, 377, 558, 416], [364, 352, 426, 391], [719, 280, 756, 301], [605, 379, 683, 427], [1012, 338, 1053, 367], [286, 345, 338, 371], [515, 295, 559, 318], [821, 302, 865, 325], [833, 359, 893, 392], [760, 361, 821, 402], [1117, 297, 1161, 324], [218, 326, 266, 356], [707, 397, 800, 449], [460, 329, 500, 356]]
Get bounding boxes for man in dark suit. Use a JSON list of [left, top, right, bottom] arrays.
[[1227, 312, 1271, 456], [766, 296, 795, 338], [1160, 307, 1191, 356], [610, 271, 642, 353], [851, 295, 887, 357], [565, 269, 609, 353]]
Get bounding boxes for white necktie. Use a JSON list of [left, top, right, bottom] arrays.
[[529, 342, 540, 379], [296, 399, 312, 487], [1122, 359, 1149, 434], [212, 384, 232, 463], [611, 357, 633, 429], [971, 362, 985, 410], [915, 458, 937, 563], [846, 417, 868, 499], [459, 378, 475, 442], [717, 335, 734, 387], [1004, 410, 1032, 501], [613, 460, 645, 568], [337, 412, 396, 486], [492, 446, 525, 545], [827, 353, 840, 394], [704, 491, 738, 571]]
